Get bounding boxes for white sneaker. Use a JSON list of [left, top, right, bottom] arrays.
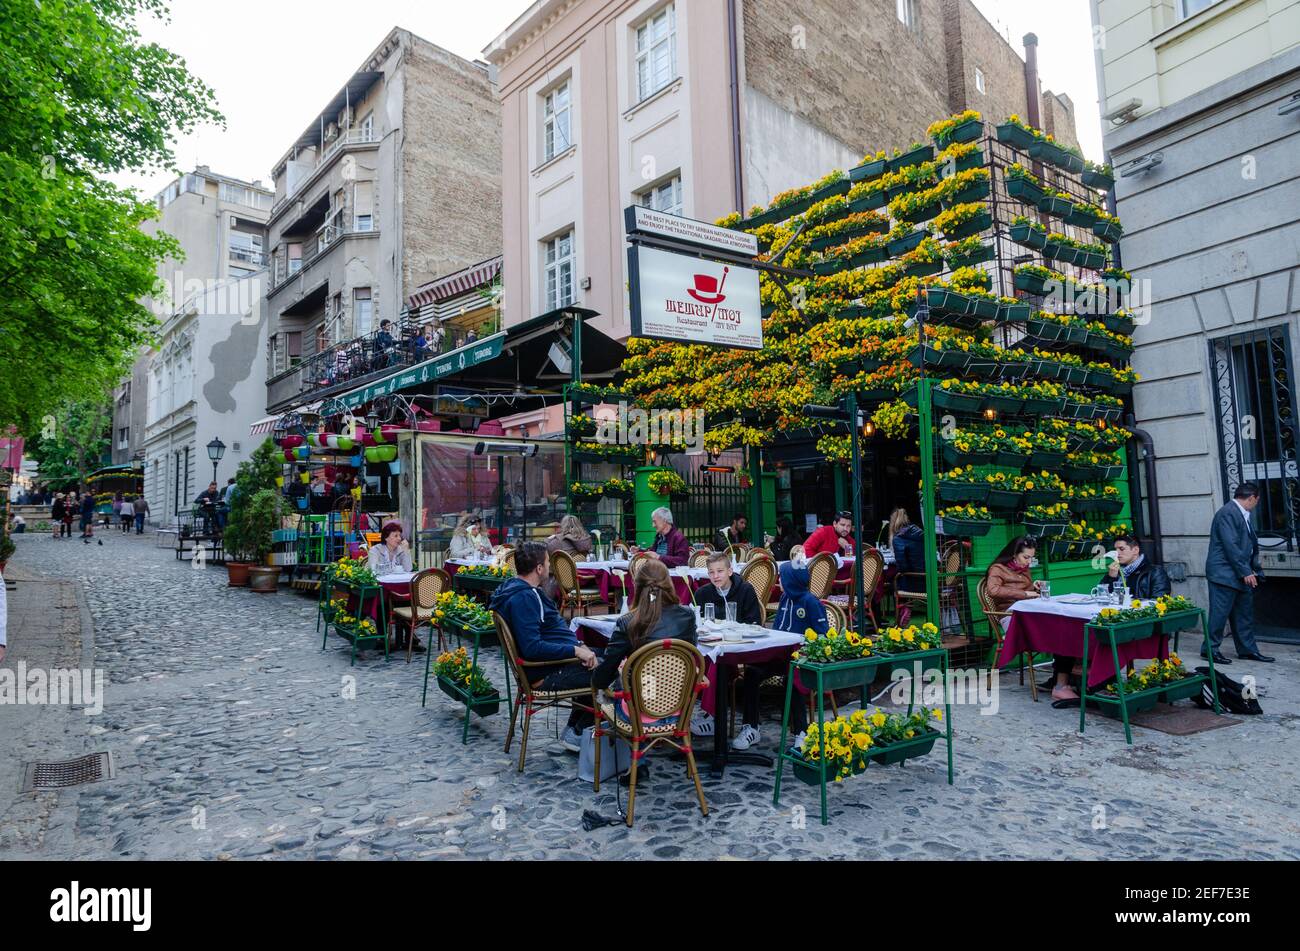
[[560, 726, 583, 753], [788, 731, 807, 753], [690, 709, 715, 737], [731, 724, 761, 751]]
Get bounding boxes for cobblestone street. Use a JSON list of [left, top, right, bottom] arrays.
[[2, 530, 1298, 861]]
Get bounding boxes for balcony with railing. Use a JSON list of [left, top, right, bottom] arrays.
[[269, 128, 379, 221], [230, 246, 268, 267], [268, 216, 377, 295]]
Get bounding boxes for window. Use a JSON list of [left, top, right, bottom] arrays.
[[315, 324, 330, 355], [542, 81, 572, 162], [639, 176, 683, 217], [359, 112, 374, 141], [288, 243, 302, 275], [544, 232, 575, 310], [1178, 0, 1219, 19], [353, 181, 373, 232], [118, 427, 129, 450], [286, 331, 302, 368], [974, 67, 986, 95], [635, 5, 677, 102], [353, 288, 373, 336], [896, 0, 918, 30], [228, 230, 264, 265], [1209, 328, 1300, 544]]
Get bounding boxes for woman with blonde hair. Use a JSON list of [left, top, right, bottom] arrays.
[[449, 513, 493, 560], [546, 514, 594, 559]]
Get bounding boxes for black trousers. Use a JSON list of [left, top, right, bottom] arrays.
[[536, 659, 601, 730], [1207, 581, 1261, 656]]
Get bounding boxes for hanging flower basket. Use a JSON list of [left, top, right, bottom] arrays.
[[850, 157, 888, 182], [996, 122, 1038, 150], [941, 516, 993, 537], [887, 144, 934, 172]]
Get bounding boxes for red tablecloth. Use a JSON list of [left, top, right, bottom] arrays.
[[997, 611, 1168, 687], [581, 568, 696, 606]]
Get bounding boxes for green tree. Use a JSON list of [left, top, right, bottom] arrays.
[[224, 439, 284, 562], [27, 400, 112, 490], [0, 0, 222, 433]]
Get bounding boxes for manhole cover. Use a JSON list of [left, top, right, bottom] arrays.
[[20, 752, 114, 793]]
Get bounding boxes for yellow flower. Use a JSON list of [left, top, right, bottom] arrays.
[[804, 630, 817, 643], [931, 708, 944, 721], [870, 713, 887, 728]]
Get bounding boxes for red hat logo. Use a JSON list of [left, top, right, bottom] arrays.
[[686, 267, 729, 305]]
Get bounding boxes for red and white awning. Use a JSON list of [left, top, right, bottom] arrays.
[[407, 257, 502, 310], [249, 416, 277, 435]]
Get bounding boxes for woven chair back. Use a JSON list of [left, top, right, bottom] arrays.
[[807, 552, 837, 599], [624, 639, 705, 722]]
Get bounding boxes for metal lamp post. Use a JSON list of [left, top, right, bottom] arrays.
[[206, 437, 226, 486]]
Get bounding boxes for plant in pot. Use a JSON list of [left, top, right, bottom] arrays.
[[244, 489, 282, 593], [223, 438, 283, 586], [0, 530, 14, 574]]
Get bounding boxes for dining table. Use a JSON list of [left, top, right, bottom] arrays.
[[996, 594, 1169, 689], [571, 614, 803, 776]]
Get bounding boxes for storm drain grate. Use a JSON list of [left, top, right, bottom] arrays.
[[20, 752, 114, 793]]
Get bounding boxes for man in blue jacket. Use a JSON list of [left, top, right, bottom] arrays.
[[1203, 482, 1273, 664], [489, 542, 600, 751]]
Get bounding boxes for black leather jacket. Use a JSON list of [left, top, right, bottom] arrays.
[[1101, 559, 1171, 600], [591, 605, 697, 691]]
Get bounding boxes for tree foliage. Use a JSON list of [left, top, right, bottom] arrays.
[[223, 439, 284, 561], [26, 400, 112, 490], [0, 0, 222, 432]]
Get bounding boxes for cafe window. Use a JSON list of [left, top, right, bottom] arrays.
[[635, 4, 677, 103], [544, 231, 575, 311], [542, 81, 572, 163]]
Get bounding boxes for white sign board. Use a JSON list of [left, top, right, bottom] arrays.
[[629, 245, 763, 350], [626, 206, 759, 257]]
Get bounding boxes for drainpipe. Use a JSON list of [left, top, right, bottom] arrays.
[[1126, 419, 1163, 564], [726, 0, 745, 213]]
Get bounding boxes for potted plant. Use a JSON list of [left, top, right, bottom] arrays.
[[938, 504, 993, 537], [244, 489, 282, 593], [434, 647, 501, 718], [0, 531, 14, 574], [223, 438, 283, 586]]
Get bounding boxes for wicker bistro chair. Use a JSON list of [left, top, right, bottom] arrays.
[[806, 552, 838, 600], [740, 557, 777, 619], [493, 611, 597, 772], [893, 541, 964, 629], [688, 549, 712, 569], [976, 578, 1037, 700], [724, 544, 746, 564], [550, 549, 605, 619], [592, 639, 710, 826], [391, 568, 451, 661], [825, 548, 885, 633]]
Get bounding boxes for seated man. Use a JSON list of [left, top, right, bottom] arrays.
[[713, 513, 748, 554], [489, 542, 600, 752], [194, 481, 221, 535], [1101, 534, 1171, 600], [804, 510, 854, 558], [692, 552, 765, 750], [638, 506, 690, 568]]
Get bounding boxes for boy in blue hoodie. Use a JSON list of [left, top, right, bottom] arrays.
[[489, 542, 600, 752]]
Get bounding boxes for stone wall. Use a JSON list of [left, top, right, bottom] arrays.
[[401, 35, 503, 298]]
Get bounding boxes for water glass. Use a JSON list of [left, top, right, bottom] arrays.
[[704, 603, 715, 623], [1038, 581, 1051, 601], [725, 601, 738, 624]]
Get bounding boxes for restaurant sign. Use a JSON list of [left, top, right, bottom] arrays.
[[336, 334, 505, 409], [628, 245, 763, 351]]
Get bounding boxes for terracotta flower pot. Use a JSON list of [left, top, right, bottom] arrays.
[[226, 562, 252, 587], [248, 566, 280, 593]]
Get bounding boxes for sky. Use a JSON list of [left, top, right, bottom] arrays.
[[113, 0, 1104, 199]]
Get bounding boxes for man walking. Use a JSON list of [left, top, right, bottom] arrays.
[[1203, 482, 1273, 664], [134, 495, 150, 535]]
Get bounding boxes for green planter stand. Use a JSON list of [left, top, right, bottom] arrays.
[[423, 619, 500, 745], [1080, 609, 1220, 745], [322, 580, 388, 666], [774, 649, 953, 825]]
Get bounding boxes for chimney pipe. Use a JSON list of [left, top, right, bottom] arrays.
[[1023, 33, 1042, 130]]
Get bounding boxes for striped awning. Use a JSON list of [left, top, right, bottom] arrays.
[[407, 256, 502, 310], [249, 416, 278, 436]]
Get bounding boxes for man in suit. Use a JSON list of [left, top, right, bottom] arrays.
[[1203, 482, 1274, 664], [1100, 534, 1171, 600]]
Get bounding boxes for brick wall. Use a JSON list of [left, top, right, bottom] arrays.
[[401, 35, 503, 297], [946, 0, 1028, 128], [1040, 91, 1081, 152], [741, 0, 952, 156]]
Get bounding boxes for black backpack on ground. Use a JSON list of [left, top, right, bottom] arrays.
[[1193, 667, 1263, 715]]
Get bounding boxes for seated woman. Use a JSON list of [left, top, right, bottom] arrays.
[[448, 514, 493, 560], [591, 559, 697, 734], [890, 508, 926, 626], [768, 516, 801, 562], [545, 514, 593, 559], [367, 522, 413, 576], [984, 535, 1076, 701]]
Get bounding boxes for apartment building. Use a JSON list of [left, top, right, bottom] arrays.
[[485, 0, 1082, 342], [1088, 0, 1300, 630], [135, 169, 274, 524], [263, 27, 502, 414]]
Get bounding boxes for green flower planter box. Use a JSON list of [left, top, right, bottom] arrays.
[[835, 356, 884, 377], [995, 449, 1030, 469], [944, 181, 990, 208], [789, 752, 867, 786], [952, 148, 984, 172], [812, 260, 843, 276], [941, 210, 992, 240], [949, 243, 994, 268], [1102, 313, 1136, 335], [1006, 177, 1047, 205], [1159, 677, 1203, 703], [887, 144, 934, 172], [1014, 272, 1055, 296], [986, 488, 1023, 511], [1023, 519, 1070, 535], [1082, 168, 1115, 191], [797, 661, 873, 692], [1093, 220, 1123, 243], [811, 178, 853, 203], [1025, 316, 1070, 342], [850, 157, 888, 182], [981, 394, 1024, 414], [996, 361, 1032, 382], [971, 297, 1000, 319], [997, 301, 1032, 323], [887, 228, 929, 256], [942, 443, 995, 467], [869, 728, 942, 765], [1064, 206, 1100, 228], [1028, 140, 1085, 174], [1029, 450, 1068, 468], [937, 481, 989, 504], [1009, 222, 1048, 251], [1094, 618, 1158, 643], [941, 516, 993, 537], [905, 258, 944, 278], [1021, 399, 1064, 418], [1072, 498, 1124, 516], [833, 246, 889, 271], [901, 200, 943, 224], [1157, 610, 1202, 636], [1098, 691, 1159, 718], [1038, 194, 1073, 217], [932, 388, 984, 413], [1048, 539, 1080, 561], [927, 287, 977, 316], [1078, 250, 1107, 271], [1042, 241, 1079, 266], [809, 222, 888, 252], [935, 116, 983, 147], [1023, 488, 1064, 506], [908, 344, 970, 371], [996, 122, 1038, 150], [849, 190, 888, 213], [437, 676, 502, 717]]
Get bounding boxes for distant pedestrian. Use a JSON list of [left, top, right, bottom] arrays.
[[119, 496, 134, 533], [52, 494, 69, 538], [134, 496, 150, 535], [80, 491, 100, 544]]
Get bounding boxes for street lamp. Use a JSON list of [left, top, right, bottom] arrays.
[[206, 437, 226, 486]]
